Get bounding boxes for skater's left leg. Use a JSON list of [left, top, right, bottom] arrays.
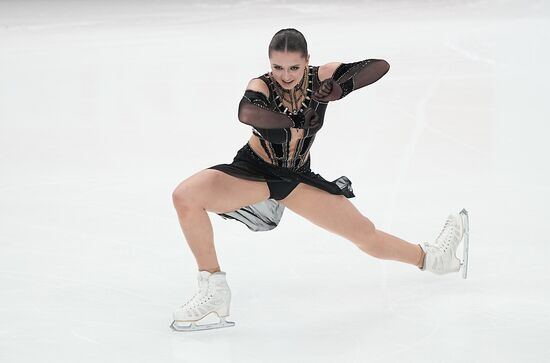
[[279, 183, 424, 267]]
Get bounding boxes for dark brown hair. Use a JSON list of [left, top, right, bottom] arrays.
[[268, 28, 308, 58]]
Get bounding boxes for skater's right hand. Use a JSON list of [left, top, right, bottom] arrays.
[[303, 107, 321, 129], [291, 107, 321, 129]]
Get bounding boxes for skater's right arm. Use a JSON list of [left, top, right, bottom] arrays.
[[238, 78, 297, 129]]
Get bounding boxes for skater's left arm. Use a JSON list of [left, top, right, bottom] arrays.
[[313, 59, 390, 102]]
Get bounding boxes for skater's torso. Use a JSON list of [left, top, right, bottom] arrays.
[[247, 65, 328, 170]]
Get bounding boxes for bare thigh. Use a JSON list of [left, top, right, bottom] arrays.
[[278, 183, 374, 243], [172, 169, 270, 214]]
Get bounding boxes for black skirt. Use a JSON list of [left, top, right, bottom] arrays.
[[206, 142, 355, 232]]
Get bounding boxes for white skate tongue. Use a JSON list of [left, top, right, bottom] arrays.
[[197, 270, 212, 285], [198, 270, 212, 278]]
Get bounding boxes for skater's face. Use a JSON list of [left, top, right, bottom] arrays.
[[269, 50, 309, 90]]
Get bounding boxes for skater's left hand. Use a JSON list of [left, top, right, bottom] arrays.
[[312, 79, 343, 102]]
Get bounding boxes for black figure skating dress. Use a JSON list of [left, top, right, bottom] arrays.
[[207, 59, 390, 232]]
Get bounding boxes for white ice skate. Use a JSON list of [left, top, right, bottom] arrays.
[[170, 270, 235, 332], [420, 209, 470, 278]]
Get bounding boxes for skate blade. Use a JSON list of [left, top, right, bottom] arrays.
[[170, 316, 235, 332], [459, 208, 469, 279]]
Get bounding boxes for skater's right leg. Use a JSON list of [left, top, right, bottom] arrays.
[[172, 169, 270, 272]]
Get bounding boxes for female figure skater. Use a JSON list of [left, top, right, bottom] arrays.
[[170, 28, 469, 331]]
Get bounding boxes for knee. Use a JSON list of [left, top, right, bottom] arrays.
[[355, 219, 381, 256], [172, 183, 199, 211]]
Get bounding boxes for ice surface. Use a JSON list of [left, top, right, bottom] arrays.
[[1, 1, 549, 362]]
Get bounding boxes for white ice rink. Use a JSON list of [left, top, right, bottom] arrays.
[[1, 0, 549, 362]]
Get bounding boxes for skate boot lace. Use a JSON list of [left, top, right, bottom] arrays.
[[180, 277, 210, 309], [435, 216, 456, 253], [183, 283, 227, 310]]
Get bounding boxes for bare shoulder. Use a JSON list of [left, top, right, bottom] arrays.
[[318, 62, 342, 81], [246, 78, 270, 98]]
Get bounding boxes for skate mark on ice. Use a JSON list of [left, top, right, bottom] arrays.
[[71, 331, 101, 345], [444, 41, 496, 65], [387, 59, 454, 223]]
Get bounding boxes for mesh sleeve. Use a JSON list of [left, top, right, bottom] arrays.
[[238, 90, 299, 129], [332, 59, 390, 98]]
